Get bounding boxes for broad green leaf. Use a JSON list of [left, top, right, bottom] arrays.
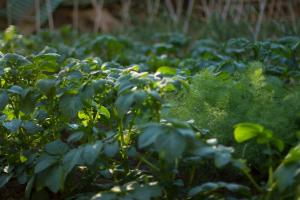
[[3, 119, 22, 133], [104, 141, 119, 158], [282, 144, 300, 165], [2, 53, 30, 67], [82, 141, 103, 165], [33, 53, 60, 63], [45, 164, 64, 193], [176, 128, 195, 137], [99, 106, 110, 119], [115, 93, 135, 117], [272, 138, 284, 152], [80, 83, 95, 101], [155, 131, 186, 161], [7, 85, 24, 96], [0, 67, 3, 76], [45, 140, 69, 155], [156, 66, 177, 75], [0, 91, 8, 111], [214, 152, 232, 168], [20, 91, 36, 114], [91, 193, 117, 200], [138, 124, 163, 148], [22, 120, 42, 134], [233, 123, 264, 143], [63, 148, 83, 175], [25, 176, 35, 199], [4, 25, 16, 41], [36, 79, 57, 95], [189, 182, 249, 197], [274, 164, 299, 192], [0, 174, 13, 188], [59, 94, 83, 119], [131, 184, 162, 200], [67, 131, 84, 143], [34, 154, 58, 173]]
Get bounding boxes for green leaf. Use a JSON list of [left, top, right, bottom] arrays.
[[115, 91, 147, 117], [0, 174, 13, 188], [20, 91, 36, 114], [33, 53, 60, 73], [82, 141, 103, 165], [0, 91, 8, 111], [0, 91, 9, 111], [22, 120, 42, 134], [233, 123, 264, 143], [131, 184, 162, 200], [45, 140, 69, 155], [156, 66, 177, 75], [115, 93, 135, 117], [104, 141, 119, 158], [282, 143, 300, 165], [3, 119, 22, 133], [7, 85, 24, 96], [63, 148, 83, 175], [25, 176, 35, 199], [91, 193, 117, 200], [36, 79, 57, 95], [59, 94, 83, 119], [45, 164, 64, 193], [99, 106, 110, 119], [214, 152, 232, 168], [2, 53, 31, 67], [34, 154, 58, 173], [189, 182, 249, 197], [155, 131, 186, 161], [4, 25, 16, 41], [138, 124, 163, 148], [67, 131, 84, 143], [274, 164, 299, 192], [272, 138, 284, 152]]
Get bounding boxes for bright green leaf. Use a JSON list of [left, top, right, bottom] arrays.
[[156, 66, 177, 75], [233, 123, 264, 143]]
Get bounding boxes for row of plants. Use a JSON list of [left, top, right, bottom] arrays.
[[0, 26, 300, 199]]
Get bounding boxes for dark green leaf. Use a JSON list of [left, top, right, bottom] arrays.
[[36, 79, 57, 95], [22, 120, 42, 134], [67, 131, 84, 143], [3, 119, 22, 133], [63, 148, 83, 175], [59, 94, 83, 119], [155, 131, 186, 161], [104, 141, 119, 158], [45, 140, 69, 155], [45, 164, 64, 193], [34, 154, 58, 173], [0, 174, 13, 188], [82, 141, 103, 165], [138, 124, 163, 148], [0, 91, 8, 111]]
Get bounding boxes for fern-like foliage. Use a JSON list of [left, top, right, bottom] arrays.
[[166, 63, 300, 172]]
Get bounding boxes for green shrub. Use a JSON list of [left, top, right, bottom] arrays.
[[166, 63, 300, 170]]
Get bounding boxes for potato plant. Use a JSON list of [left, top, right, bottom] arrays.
[[0, 26, 299, 199]]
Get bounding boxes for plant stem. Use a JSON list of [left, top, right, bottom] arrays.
[[243, 169, 263, 193], [139, 154, 160, 171], [188, 165, 195, 187]]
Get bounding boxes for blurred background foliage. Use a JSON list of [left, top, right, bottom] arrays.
[[0, 0, 299, 41]]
